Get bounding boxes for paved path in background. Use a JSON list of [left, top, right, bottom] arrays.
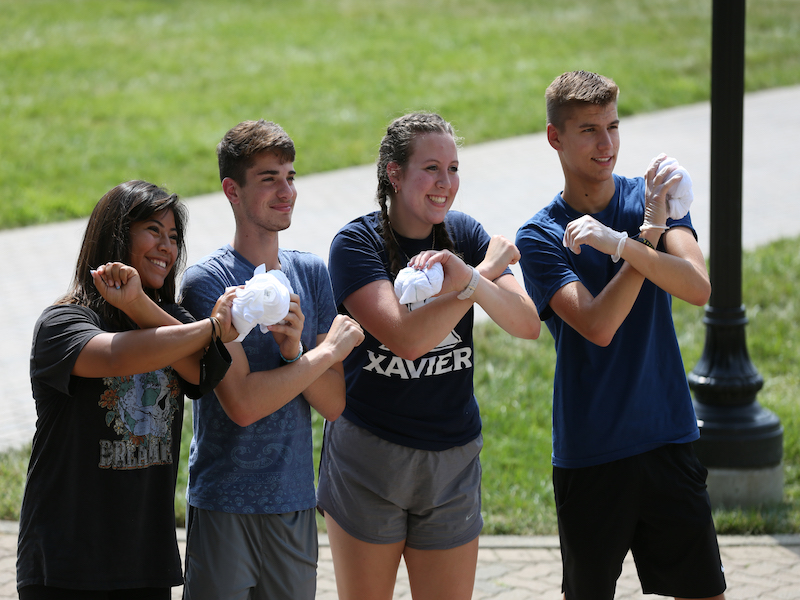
[[1, 86, 799, 598], [0, 522, 799, 599]]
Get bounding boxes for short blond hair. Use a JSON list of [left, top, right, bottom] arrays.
[[546, 70, 619, 130]]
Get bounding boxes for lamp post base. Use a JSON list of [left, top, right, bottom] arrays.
[[705, 465, 784, 509]]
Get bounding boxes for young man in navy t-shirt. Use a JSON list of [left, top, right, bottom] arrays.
[[516, 71, 726, 600]]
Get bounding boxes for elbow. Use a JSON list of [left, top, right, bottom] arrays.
[[676, 278, 711, 307], [677, 266, 711, 307], [689, 280, 712, 307], [686, 292, 710, 308], [393, 344, 429, 362], [501, 319, 541, 341], [519, 319, 542, 340], [589, 333, 614, 348], [312, 381, 347, 422], [314, 393, 346, 422], [383, 336, 430, 361], [582, 324, 615, 348], [318, 403, 345, 422], [227, 409, 259, 428]]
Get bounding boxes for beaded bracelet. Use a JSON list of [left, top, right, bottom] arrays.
[[280, 342, 304, 364]]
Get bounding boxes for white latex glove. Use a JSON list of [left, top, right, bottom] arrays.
[[641, 154, 671, 232], [231, 264, 294, 342], [659, 157, 694, 220], [563, 215, 628, 263], [394, 263, 444, 305]]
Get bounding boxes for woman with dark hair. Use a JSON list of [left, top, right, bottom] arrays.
[[17, 180, 239, 600], [317, 113, 541, 599]]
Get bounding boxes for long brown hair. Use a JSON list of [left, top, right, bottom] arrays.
[[58, 180, 187, 330], [376, 112, 460, 276]]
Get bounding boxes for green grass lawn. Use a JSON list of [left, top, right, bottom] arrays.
[[4, 237, 797, 535], [2, 0, 799, 228]]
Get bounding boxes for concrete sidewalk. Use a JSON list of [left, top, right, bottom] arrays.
[[1, 521, 799, 599]]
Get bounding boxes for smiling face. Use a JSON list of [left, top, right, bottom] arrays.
[[226, 151, 297, 235], [129, 208, 178, 290], [388, 132, 460, 239], [549, 102, 620, 187]]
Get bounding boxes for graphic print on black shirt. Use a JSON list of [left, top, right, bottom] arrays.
[[97, 368, 180, 470]]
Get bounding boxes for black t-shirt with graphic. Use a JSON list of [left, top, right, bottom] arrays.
[[18, 303, 191, 591]]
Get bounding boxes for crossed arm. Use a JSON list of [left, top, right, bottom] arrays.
[[213, 296, 364, 427], [73, 263, 237, 381], [552, 155, 710, 347], [551, 226, 710, 347], [344, 235, 540, 362]]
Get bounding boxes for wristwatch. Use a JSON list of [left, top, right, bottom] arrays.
[[457, 267, 480, 300]]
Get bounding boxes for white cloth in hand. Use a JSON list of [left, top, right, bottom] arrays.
[[394, 263, 444, 305], [658, 156, 694, 220], [231, 264, 294, 342]]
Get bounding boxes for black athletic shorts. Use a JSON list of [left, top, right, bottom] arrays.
[[553, 443, 727, 600], [18, 586, 169, 600]]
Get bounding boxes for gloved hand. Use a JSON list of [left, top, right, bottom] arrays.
[[659, 156, 694, 220], [563, 215, 628, 263], [641, 153, 683, 233]]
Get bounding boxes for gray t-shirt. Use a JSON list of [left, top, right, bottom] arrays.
[[180, 245, 336, 514]]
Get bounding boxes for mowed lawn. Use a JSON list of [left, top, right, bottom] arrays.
[[1, 0, 798, 228]]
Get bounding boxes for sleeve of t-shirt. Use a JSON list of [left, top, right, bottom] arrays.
[[516, 220, 579, 321], [312, 258, 337, 336], [30, 305, 104, 396], [163, 303, 195, 325], [666, 210, 697, 240], [180, 263, 227, 323], [450, 212, 512, 277], [328, 220, 390, 309]]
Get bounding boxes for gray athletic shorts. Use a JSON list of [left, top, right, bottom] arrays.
[[182, 506, 317, 600], [317, 416, 484, 550]]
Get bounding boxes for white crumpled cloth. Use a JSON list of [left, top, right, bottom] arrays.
[[657, 156, 694, 220], [231, 264, 293, 342], [393, 263, 444, 308]]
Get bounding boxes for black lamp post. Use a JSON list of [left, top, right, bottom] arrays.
[[688, 0, 783, 506]]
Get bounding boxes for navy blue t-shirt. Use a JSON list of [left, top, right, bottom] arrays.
[[329, 211, 499, 451], [516, 175, 700, 468]]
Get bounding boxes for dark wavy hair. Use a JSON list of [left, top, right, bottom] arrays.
[[376, 112, 461, 276], [57, 180, 188, 330]]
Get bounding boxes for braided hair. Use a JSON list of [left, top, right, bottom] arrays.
[[376, 112, 461, 276]]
